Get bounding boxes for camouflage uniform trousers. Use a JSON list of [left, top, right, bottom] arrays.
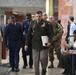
[[49, 42, 61, 62]]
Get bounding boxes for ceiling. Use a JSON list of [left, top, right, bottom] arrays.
[[0, 6, 45, 15]]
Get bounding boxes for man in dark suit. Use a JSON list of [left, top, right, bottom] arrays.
[[22, 13, 33, 69], [1, 18, 12, 67], [4, 15, 22, 72]]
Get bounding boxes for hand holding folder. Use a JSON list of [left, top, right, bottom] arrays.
[[41, 36, 51, 47]]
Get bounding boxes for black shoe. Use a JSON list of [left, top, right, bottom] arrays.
[[29, 66, 33, 68], [42, 70, 46, 75], [11, 68, 14, 72], [26, 64, 28, 66], [48, 64, 54, 68], [23, 65, 26, 69], [15, 68, 20, 72]]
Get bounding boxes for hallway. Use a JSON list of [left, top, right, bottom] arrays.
[[2, 50, 64, 75]]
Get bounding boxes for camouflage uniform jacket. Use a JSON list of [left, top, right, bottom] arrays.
[[52, 21, 63, 44]]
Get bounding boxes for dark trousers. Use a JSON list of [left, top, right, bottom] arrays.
[[9, 42, 20, 69], [22, 47, 33, 67], [60, 54, 70, 69], [22, 36, 33, 67], [60, 54, 76, 71]]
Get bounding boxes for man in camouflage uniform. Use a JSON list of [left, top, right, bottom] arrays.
[[24, 11, 53, 75], [48, 16, 63, 68]]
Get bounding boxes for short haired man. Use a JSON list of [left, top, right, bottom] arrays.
[[42, 13, 48, 21], [65, 16, 76, 51], [48, 16, 63, 68], [25, 11, 53, 75], [22, 13, 33, 69], [69, 16, 76, 36], [4, 15, 22, 72]]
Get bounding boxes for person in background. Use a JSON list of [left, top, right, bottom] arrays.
[[24, 11, 53, 75], [42, 13, 48, 21], [65, 21, 71, 44], [4, 15, 23, 72], [60, 30, 76, 75], [22, 13, 33, 69], [7, 17, 12, 24], [5, 18, 12, 66], [57, 20, 61, 25], [1, 18, 12, 67], [1, 18, 11, 37], [60, 16, 76, 75], [48, 16, 63, 68], [66, 16, 76, 46]]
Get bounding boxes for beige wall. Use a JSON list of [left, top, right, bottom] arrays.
[[73, 1, 76, 22]]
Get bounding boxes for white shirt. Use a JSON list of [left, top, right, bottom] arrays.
[[69, 22, 76, 36]]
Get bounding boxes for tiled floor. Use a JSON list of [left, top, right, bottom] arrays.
[[2, 50, 64, 75]]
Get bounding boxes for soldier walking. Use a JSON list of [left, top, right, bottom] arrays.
[[48, 16, 63, 68], [24, 11, 53, 75]]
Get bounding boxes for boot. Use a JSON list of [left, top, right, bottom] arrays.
[[42, 69, 46, 75], [23, 63, 28, 69], [11, 67, 14, 72], [23, 64, 26, 69], [48, 61, 54, 68]]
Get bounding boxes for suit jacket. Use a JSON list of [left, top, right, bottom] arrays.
[[4, 22, 23, 47], [65, 22, 70, 43]]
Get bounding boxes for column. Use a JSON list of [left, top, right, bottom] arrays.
[[58, 0, 73, 47], [0, 36, 2, 64], [46, 0, 53, 16], [73, 0, 76, 22]]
